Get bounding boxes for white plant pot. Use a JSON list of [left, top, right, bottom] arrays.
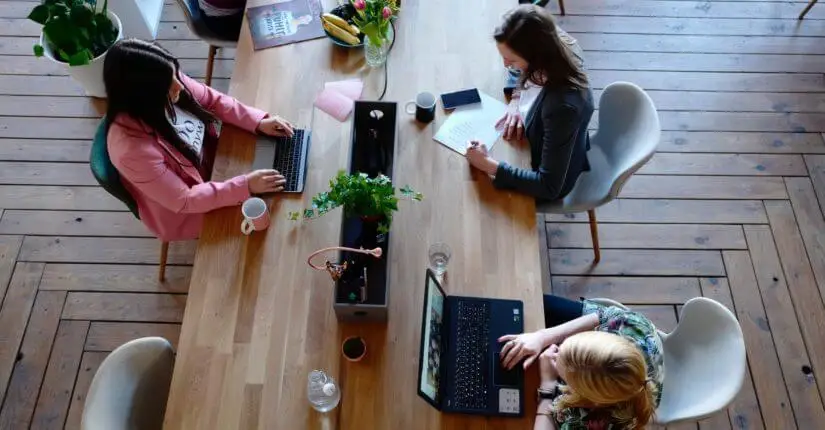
[[40, 10, 123, 98]]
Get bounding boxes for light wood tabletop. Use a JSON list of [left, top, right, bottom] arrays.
[[163, 0, 545, 428]]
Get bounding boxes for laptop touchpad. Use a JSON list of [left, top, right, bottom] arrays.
[[493, 353, 522, 387]]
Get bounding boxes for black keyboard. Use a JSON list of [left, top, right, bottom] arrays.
[[453, 300, 491, 410], [272, 129, 308, 192]]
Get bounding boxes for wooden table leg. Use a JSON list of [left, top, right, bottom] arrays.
[[587, 209, 601, 264], [799, 0, 818, 20]]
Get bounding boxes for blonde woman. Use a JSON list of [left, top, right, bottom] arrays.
[[500, 297, 663, 429]]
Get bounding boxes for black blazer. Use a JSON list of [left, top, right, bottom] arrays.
[[493, 86, 594, 201]]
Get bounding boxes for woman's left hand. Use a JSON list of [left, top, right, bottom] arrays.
[[466, 141, 499, 175], [257, 115, 294, 137], [539, 344, 560, 387]]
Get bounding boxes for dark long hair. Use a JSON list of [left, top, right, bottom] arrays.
[[104, 38, 216, 165], [494, 5, 588, 91]]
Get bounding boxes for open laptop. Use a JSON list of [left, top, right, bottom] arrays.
[[252, 129, 311, 193], [417, 269, 525, 417]]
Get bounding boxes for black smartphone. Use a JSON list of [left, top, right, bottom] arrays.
[[441, 88, 482, 110]]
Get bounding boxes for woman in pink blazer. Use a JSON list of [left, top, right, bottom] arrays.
[[104, 39, 292, 241]]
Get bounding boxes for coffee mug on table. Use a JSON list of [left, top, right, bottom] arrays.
[[241, 197, 270, 235], [404, 92, 436, 123]]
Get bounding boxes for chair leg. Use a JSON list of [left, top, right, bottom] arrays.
[[587, 209, 601, 264], [205, 45, 218, 87], [558, 0, 566, 15], [159, 241, 169, 282], [799, 0, 818, 20]]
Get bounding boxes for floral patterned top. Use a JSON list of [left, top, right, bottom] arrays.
[[549, 301, 665, 430]]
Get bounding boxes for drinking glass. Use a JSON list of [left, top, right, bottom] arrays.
[[428, 243, 452, 275]]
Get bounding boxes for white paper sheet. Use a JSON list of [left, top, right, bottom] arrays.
[[433, 91, 508, 155]]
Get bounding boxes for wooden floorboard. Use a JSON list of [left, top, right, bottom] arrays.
[[2, 1, 825, 428]]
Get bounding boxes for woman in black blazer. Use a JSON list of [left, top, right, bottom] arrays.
[[466, 5, 593, 201]]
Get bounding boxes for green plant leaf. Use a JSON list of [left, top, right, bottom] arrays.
[[28, 5, 50, 25], [67, 49, 92, 66], [33, 44, 45, 57]]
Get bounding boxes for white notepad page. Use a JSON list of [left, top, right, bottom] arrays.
[[434, 91, 508, 155]]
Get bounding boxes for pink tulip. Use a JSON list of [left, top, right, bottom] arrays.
[[382, 6, 392, 19], [353, 0, 365, 10]]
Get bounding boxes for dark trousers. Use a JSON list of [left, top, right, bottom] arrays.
[[543, 294, 584, 328], [201, 11, 244, 41]]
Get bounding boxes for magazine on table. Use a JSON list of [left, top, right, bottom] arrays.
[[247, 0, 326, 50]]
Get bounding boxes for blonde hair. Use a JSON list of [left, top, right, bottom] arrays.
[[556, 331, 657, 429]]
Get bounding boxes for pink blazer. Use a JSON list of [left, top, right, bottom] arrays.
[[107, 74, 267, 241]]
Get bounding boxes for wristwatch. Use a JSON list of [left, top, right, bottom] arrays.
[[537, 384, 561, 400]]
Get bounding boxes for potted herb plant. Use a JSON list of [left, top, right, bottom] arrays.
[[351, 0, 398, 67], [289, 171, 422, 234], [28, 0, 122, 98]]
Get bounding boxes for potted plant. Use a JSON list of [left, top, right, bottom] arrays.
[[351, 0, 398, 67], [28, 0, 122, 98], [342, 336, 367, 362], [289, 171, 422, 234]]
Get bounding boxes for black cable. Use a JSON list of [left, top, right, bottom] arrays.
[[377, 22, 396, 101]]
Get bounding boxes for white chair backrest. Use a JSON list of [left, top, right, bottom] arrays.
[[592, 82, 660, 198], [559, 82, 660, 210], [656, 297, 746, 424], [81, 337, 175, 430]]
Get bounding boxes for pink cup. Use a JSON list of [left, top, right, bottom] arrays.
[[241, 197, 270, 235]]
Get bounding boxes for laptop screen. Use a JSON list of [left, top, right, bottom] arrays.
[[419, 273, 445, 405]]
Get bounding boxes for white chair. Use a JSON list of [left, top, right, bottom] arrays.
[[590, 297, 746, 425], [538, 82, 661, 263], [81, 337, 175, 430]]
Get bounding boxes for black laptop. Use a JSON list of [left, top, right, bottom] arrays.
[[252, 128, 311, 193], [417, 269, 525, 417]]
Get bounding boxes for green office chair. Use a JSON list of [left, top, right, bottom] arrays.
[[90, 117, 170, 281]]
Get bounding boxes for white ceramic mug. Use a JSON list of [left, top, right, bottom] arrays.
[[241, 197, 270, 235]]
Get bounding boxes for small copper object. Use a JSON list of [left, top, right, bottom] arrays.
[[307, 246, 383, 281]]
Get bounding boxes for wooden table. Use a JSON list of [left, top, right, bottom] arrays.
[[163, 1, 544, 428]]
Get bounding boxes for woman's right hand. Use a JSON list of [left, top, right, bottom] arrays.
[[495, 101, 524, 141], [246, 169, 286, 194]]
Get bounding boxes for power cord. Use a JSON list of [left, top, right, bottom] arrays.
[[377, 22, 396, 101]]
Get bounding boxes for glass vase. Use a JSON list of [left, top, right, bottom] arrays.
[[364, 24, 395, 68]]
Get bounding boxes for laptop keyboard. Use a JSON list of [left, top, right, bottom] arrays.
[[453, 300, 491, 410], [272, 129, 306, 192]]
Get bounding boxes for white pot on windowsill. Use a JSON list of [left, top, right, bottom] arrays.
[[39, 10, 123, 98]]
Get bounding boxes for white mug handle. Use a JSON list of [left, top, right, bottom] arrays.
[[241, 218, 254, 235], [404, 100, 416, 115]]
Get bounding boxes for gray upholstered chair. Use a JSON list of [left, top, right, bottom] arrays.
[[174, 0, 238, 87], [81, 337, 175, 430], [538, 82, 660, 263], [589, 297, 746, 425]]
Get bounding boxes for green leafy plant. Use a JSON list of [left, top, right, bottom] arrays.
[[288, 171, 423, 234], [28, 0, 118, 66], [350, 0, 398, 47]]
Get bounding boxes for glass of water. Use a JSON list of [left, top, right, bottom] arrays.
[[428, 243, 452, 275]]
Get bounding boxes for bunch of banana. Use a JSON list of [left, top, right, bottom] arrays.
[[322, 13, 361, 46]]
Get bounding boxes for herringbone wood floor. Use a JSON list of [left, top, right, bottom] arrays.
[[2, 0, 825, 428]]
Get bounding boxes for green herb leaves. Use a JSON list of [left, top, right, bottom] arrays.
[[28, 0, 118, 66]]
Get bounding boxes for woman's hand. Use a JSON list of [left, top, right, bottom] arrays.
[[246, 169, 286, 194], [495, 101, 524, 141], [499, 326, 567, 370], [257, 115, 294, 137], [539, 345, 561, 388], [466, 141, 499, 175], [499, 330, 548, 370]]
